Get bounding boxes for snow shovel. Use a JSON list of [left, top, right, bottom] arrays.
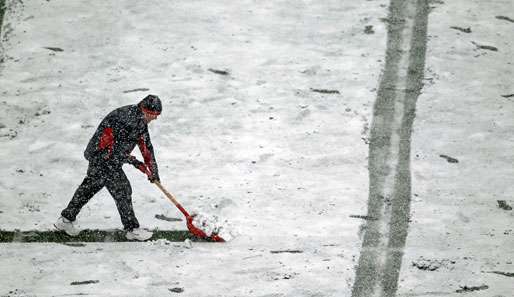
[[154, 181, 225, 242]]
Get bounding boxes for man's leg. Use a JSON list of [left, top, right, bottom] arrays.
[[105, 168, 140, 231], [61, 163, 105, 221]]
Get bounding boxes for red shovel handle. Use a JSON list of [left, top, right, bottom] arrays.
[[154, 181, 190, 218], [154, 181, 225, 242]]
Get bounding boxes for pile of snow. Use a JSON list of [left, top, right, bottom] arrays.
[[191, 212, 238, 242], [147, 238, 172, 247]]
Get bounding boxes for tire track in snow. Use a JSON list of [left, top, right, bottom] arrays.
[[0, 0, 6, 34], [0, 0, 6, 59], [351, 0, 428, 296]]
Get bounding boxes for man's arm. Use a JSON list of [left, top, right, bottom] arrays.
[[137, 127, 160, 182]]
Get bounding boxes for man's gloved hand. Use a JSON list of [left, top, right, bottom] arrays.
[[127, 156, 159, 183], [148, 174, 160, 184]]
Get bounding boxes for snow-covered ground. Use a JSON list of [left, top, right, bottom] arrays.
[[398, 1, 513, 296], [0, 0, 512, 296]]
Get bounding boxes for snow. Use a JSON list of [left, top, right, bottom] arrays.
[[191, 212, 238, 242], [0, 0, 380, 295], [397, 0, 514, 295], [0, 0, 512, 296]]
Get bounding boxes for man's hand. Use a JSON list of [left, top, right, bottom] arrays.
[[128, 155, 159, 183], [148, 174, 160, 184]]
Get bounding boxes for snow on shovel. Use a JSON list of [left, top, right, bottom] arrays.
[[154, 181, 225, 242]]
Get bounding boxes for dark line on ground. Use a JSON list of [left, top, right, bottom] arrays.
[[270, 250, 303, 254], [0, 0, 5, 39], [0, 229, 212, 242], [123, 88, 150, 93], [169, 287, 185, 293], [208, 68, 229, 75], [351, 0, 428, 296], [310, 88, 340, 94], [155, 214, 183, 222], [351, 2, 405, 295], [439, 154, 459, 163], [351, 0, 407, 295], [496, 15, 514, 23], [486, 270, 514, 277], [70, 280, 99, 286], [349, 215, 378, 221], [455, 285, 488, 293], [43, 46, 64, 52], [449, 26, 471, 33], [497, 200, 513, 210], [381, 2, 428, 295], [471, 41, 498, 52]]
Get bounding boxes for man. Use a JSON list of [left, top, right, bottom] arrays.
[[55, 95, 162, 241]]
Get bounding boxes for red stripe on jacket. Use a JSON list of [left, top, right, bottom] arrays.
[[98, 127, 114, 158], [138, 136, 154, 176]]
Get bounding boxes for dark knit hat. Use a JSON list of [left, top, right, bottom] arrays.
[[139, 95, 162, 115]]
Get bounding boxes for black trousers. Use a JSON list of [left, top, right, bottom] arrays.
[[61, 161, 139, 231]]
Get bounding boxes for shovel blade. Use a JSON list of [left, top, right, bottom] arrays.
[[186, 217, 225, 242], [209, 234, 225, 242]]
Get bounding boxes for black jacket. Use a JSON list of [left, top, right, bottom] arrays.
[[84, 104, 159, 179]]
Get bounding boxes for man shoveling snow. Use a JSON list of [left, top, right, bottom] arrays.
[[55, 95, 162, 241]]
